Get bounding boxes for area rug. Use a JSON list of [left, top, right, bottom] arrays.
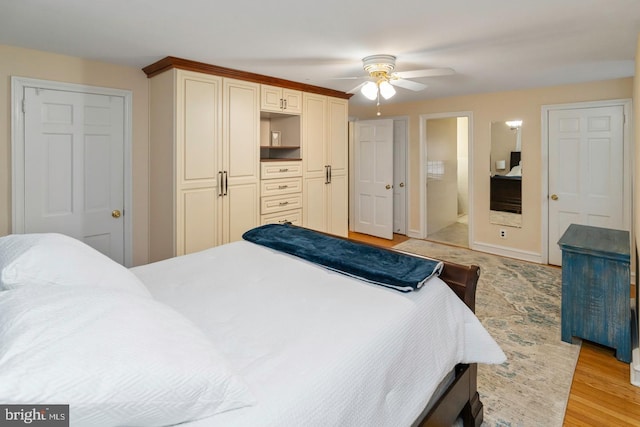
[[393, 239, 581, 427]]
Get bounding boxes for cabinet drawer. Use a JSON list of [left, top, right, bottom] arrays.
[[261, 161, 302, 179], [261, 177, 302, 197], [261, 209, 302, 226], [261, 193, 302, 214]]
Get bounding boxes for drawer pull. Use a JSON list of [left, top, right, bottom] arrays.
[[278, 185, 289, 189], [279, 219, 289, 224], [279, 168, 289, 172], [279, 201, 289, 206]]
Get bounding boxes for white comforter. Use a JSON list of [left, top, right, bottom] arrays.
[[132, 241, 504, 427]]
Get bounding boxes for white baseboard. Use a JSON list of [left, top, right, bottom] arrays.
[[471, 241, 543, 264], [632, 301, 640, 387], [632, 351, 640, 387], [407, 229, 424, 239]]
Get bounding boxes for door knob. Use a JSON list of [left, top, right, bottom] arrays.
[[550, 194, 558, 201], [399, 182, 405, 187], [385, 184, 392, 190], [112, 210, 122, 218]]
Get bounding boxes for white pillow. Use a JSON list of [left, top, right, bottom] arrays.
[[0, 233, 150, 297], [0, 285, 255, 426]]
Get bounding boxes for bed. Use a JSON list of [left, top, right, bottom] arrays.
[[0, 227, 504, 427], [490, 151, 522, 213]]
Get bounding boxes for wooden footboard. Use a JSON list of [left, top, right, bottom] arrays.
[[318, 230, 484, 426], [412, 260, 483, 427]]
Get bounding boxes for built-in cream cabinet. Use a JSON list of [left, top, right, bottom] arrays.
[[260, 161, 303, 225], [148, 69, 260, 261], [260, 84, 302, 114], [302, 93, 348, 237]]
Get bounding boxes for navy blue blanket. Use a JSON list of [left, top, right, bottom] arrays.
[[242, 224, 443, 292]]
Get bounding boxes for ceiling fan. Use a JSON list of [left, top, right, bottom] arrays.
[[344, 54, 455, 100]]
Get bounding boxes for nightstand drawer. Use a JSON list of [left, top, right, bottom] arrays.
[[261, 193, 302, 214], [261, 161, 302, 179], [261, 209, 302, 226], [261, 177, 302, 197]]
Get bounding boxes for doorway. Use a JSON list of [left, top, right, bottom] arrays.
[[542, 99, 632, 265], [420, 113, 472, 248], [11, 77, 133, 266], [350, 117, 409, 240]]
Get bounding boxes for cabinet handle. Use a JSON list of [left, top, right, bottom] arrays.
[[324, 165, 329, 184], [223, 171, 228, 196], [283, 99, 287, 110], [279, 201, 289, 206], [279, 168, 289, 172], [218, 171, 223, 197], [279, 99, 283, 109], [328, 165, 332, 184], [278, 185, 288, 189]]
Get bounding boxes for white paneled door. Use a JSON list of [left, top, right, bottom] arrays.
[[22, 87, 126, 263], [354, 119, 394, 239], [548, 105, 625, 265], [393, 119, 407, 235]]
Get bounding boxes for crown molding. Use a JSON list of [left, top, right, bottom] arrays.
[[143, 56, 352, 100]]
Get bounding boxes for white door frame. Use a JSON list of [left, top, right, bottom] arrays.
[[418, 112, 474, 246], [541, 98, 633, 265], [392, 116, 408, 235], [11, 76, 134, 266]]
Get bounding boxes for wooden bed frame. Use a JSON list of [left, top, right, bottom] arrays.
[[388, 247, 483, 427], [299, 229, 484, 426]]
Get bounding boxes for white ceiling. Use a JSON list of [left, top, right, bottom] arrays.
[[1, 0, 638, 105]]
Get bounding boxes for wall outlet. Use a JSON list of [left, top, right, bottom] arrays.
[[499, 229, 507, 239]]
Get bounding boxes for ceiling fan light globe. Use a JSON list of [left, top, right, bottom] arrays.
[[361, 81, 378, 100], [379, 81, 396, 99]]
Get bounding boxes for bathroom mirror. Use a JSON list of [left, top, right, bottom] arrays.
[[489, 120, 522, 228]]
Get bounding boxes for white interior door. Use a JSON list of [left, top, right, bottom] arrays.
[[548, 105, 625, 265], [393, 119, 407, 234], [354, 119, 393, 239], [22, 86, 126, 263]]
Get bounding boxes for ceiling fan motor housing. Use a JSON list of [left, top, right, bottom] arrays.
[[362, 54, 396, 77]]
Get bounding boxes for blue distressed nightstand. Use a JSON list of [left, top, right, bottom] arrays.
[[558, 224, 631, 363]]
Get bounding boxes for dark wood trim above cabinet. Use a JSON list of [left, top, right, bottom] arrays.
[[143, 56, 353, 100]]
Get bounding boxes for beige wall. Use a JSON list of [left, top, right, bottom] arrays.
[[350, 77, 633, 258], [426, 117, 458, 234], [0, 45, 149, 265], [456, 117, 469, 215]]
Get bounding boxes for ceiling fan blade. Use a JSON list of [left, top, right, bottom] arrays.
[[394, 68, 455, 79], [347, 82, 367, 94], [330, 76, 366, 80], [390, 79, 428, 91]]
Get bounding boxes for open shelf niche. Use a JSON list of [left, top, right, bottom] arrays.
[[260, 111, 301, 161]]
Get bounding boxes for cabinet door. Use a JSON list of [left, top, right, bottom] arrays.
[[327, 173, 348, 237], [176, 71, 223, 255], [223, 182, 259, 244], [302, 93, 327, 178], [327, 97, 348, 176], [303, 175, 327, 232], [224, 78, 260, 186], [223, 78, 260, 243], [178, 187, 221, 255], [260, 84, 283, 112], [282, 89, 302, 114], [178, 73, 222, 187]]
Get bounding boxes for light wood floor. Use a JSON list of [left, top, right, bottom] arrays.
[[348, 232, 640, 426]]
